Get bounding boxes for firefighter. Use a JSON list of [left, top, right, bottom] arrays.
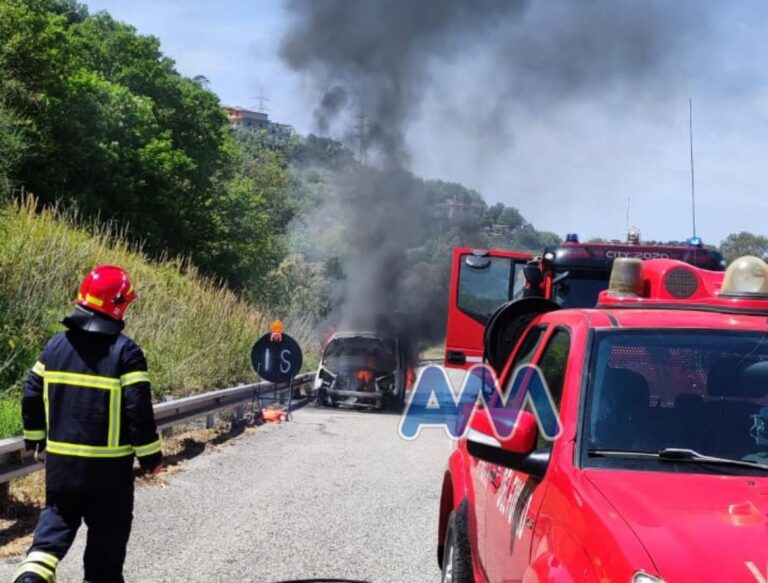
[[14, 265, 162, 583]]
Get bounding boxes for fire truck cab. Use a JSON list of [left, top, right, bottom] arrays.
[[445, 232, 725, 370], [437, 255, 768, 583]]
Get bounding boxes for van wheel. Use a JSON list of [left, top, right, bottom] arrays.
[[384, 388, 406, 412], [442, 506, 474, 583]]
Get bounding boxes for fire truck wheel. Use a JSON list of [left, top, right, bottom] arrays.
[[442, 504, 474, 583]]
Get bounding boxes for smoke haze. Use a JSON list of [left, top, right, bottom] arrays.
[[279, 0, 709, 350]]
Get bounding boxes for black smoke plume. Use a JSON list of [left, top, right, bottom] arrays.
[[279, 0, 708, 353]]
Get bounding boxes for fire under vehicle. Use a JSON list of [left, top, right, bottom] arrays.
[[437, 254, 768, 583], [445, 230, 726, 372], [313, 332, 408, 411]]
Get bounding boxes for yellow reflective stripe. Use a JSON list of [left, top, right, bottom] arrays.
[[45, 371, 120, 390], [13, 562, 55, 582], [108, 387, 121, 448], [85, 293, 104, 307], [32, 361, 45, 376], [23, 429, 46, 440], [47, 440, 133, 458], [120, 371, 150, 386], [26, 551, 59, 570], [43, 379, 49, 429], [134, 440, 161, 457]]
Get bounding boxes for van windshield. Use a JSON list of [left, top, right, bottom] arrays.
[[322, 337, 397, 374]]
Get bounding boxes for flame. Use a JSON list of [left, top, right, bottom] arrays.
[[355, 369, 374, 384]]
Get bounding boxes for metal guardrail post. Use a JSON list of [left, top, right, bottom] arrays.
[[0, 482, 9, 512]]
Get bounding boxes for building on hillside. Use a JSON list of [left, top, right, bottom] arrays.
[[433, 196, 486, 221], [487, 223, 514, 237], [223, 106, 293, 137]]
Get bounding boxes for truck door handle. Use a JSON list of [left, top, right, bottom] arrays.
[[446, 351, 466, 365]]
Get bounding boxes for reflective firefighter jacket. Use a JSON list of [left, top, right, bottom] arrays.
[[22, 326, 161, 493]]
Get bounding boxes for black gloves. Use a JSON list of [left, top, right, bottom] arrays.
[[138, 451, 162, 474]]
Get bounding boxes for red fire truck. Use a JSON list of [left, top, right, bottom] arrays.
[[445, 232, 725, 371], [437, 255, 768, 583]]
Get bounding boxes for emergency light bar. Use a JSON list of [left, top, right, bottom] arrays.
[[598, 256, 768, 315], [720, 255, 768, 298]]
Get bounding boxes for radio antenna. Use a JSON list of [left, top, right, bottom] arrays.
[[689, 98, 697, 238], [625, 195, 631, 232]]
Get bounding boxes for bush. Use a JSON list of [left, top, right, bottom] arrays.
[[0, 197, 318, 437]]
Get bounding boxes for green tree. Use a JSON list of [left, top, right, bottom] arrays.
[[258, 254, 332, 320], [203, 144, 294, 290], [720, 232, 768, 263], [0, 102, 25, 196], [497, 206, 524, 229], [0, 2, 236, 264]]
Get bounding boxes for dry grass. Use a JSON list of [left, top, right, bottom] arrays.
[[420, 344, 446, 360], [0, 472, 45, 558], [0, 196, 319, 436]]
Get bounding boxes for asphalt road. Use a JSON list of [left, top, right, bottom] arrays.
[[0, 404, 453, 583]]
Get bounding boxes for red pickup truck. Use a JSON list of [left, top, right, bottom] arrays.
[[437, 255, 768, 583]]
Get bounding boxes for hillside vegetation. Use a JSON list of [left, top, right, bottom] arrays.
[[0, 198, 316, 437]]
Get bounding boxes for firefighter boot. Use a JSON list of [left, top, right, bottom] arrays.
[[13, 576, 48, 583], [12, 550, 60, 582], [12, 548, 62, 583]]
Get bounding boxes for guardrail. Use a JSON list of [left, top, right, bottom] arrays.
[[0, 373, 314, 487]]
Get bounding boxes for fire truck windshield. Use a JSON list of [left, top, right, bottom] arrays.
[[551, 269, 610, 308]]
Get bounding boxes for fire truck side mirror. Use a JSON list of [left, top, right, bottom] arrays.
[[523, 262, 543, 298], [465, 254, 491, 270], [524, 263, 543, 285]]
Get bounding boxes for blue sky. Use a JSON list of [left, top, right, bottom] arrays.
[[85, 0, 768, 245]]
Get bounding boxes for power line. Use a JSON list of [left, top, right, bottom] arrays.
[[254, 87, 271, 114], [354, 107, 370, 163]]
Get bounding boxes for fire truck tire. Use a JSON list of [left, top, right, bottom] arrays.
[[441, 504, 474, 583]]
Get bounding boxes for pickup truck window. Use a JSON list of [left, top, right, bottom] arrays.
[[492, 325, 547, 405], [531, 328, 571, 449], [537, 328, 570, 412], [513, 325, 546, 368], [583, 330, 768, 474]]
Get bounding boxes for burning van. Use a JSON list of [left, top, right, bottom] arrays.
[[314, 332, 407, 411]]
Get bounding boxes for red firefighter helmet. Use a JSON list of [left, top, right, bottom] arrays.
[[76, 265, 137, 320]]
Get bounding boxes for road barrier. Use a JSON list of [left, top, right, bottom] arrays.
[[0, 373, 314, 486]]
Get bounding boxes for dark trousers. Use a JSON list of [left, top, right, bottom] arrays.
[[25, 489, 134, 583]]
